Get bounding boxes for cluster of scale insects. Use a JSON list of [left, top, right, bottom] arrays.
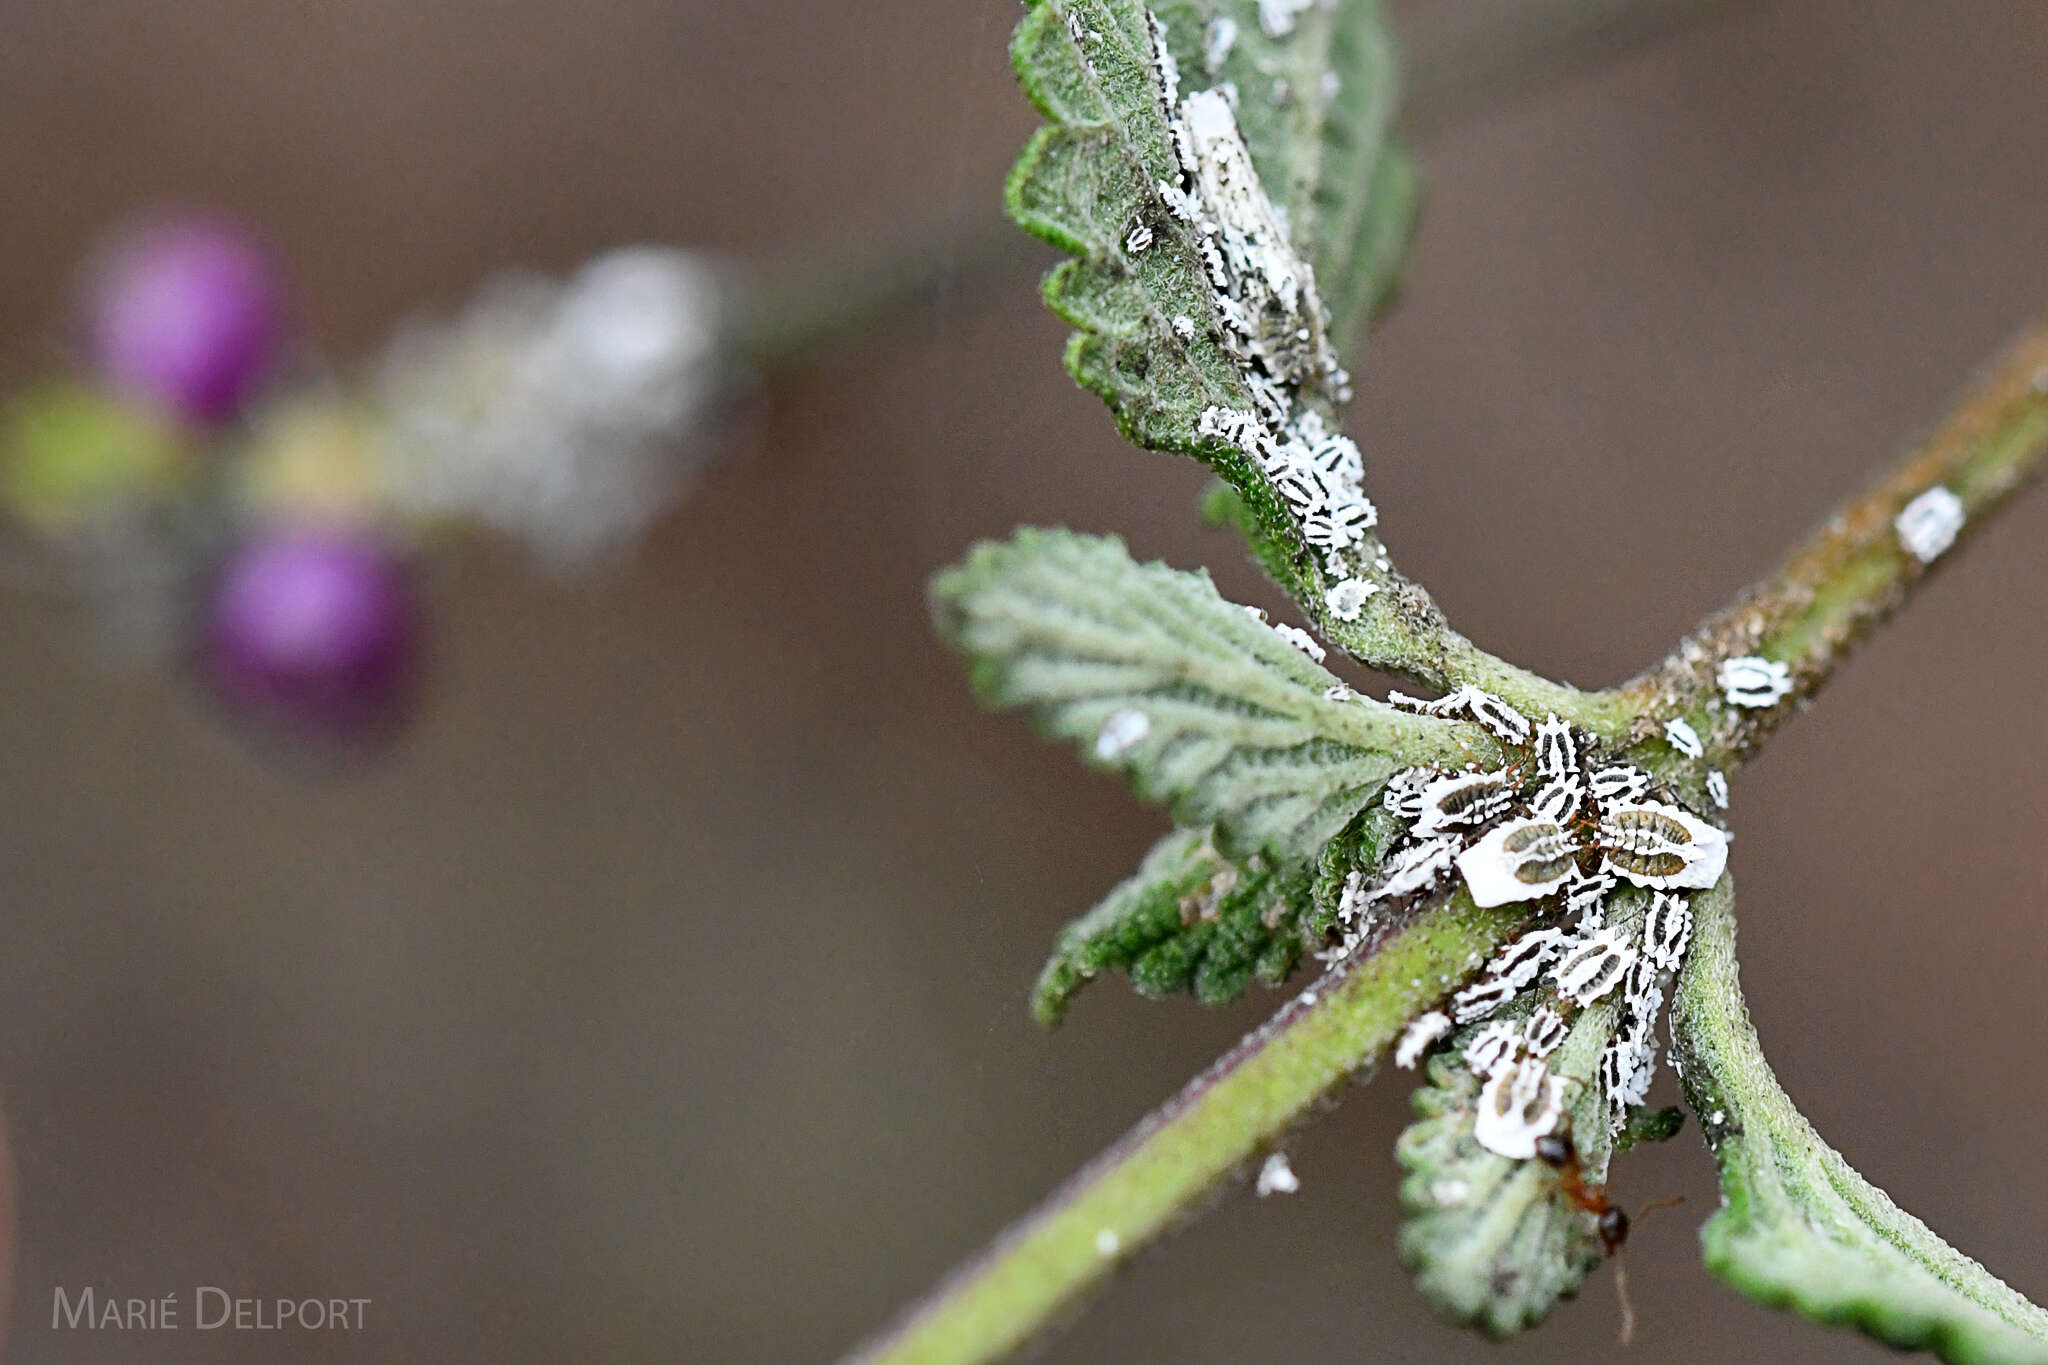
[[1304, 689, 1734, 1246], [1121, 10, 1388, 629], [1096, 3, 1742, 1243], [1060, 0, 1987, 1289]]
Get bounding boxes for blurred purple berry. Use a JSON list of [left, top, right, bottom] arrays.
[[203, 526, 419, 742], [83, 212, 287, 424]]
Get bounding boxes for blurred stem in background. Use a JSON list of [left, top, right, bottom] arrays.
[[1397, 0, 1744, 140], [736, 0, 1751, 378], [0, 0, 1750, 754]]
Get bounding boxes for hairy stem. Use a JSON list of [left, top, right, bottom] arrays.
[[843, 896, 1522, 1365], [1613, 322, 2048, 766], [1367, 596, 1641, 739], [841, 6, 1824, 1364]]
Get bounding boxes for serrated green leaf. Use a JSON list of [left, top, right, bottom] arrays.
[[1005, 0, 1440, 667], [932, 528, 1496, 867], [1032, 825, 1310, 1025], [1152, 0, 1417, 340], [1670, 879, 2048, 1365], [1396, 1001, 1616, 1336], [1612, 1103, 1684, 1153], [1306, 799, 1404, 938]]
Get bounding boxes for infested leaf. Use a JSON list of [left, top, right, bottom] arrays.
[[1395, 1000, 1617, 1336], [1006, 0, 1432, 662], [931, 528, 1495, 866]]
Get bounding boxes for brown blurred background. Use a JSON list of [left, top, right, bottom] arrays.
[[0, 1, 2044, 1360]]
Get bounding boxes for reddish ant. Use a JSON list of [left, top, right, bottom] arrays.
[[1535, 1128, 1687, 1345], [1533, 1131, 1629, 1254]]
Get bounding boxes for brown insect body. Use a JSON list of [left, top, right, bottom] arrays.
[[1533, 1132, 1630, 1256]]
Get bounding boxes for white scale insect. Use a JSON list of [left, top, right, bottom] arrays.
[[1522, 1007, 1568, 1058], [1474, 1057, 1568, 1160], [1623, 968, 1664, 1037], [1458, 818, 1578, 908], [1718, 655, 1793, 709], [1895, 485, 1965, 564], [1450, 974, 1518, 1025], [1395, 1011, 1452, 1069], [1450, 928, 1571, 1024], [1597, 801, 1729, 890], [1587, 766, 1651, 807], [1642, 893, 1694, 972], [1094, 708, 1150, 761], [1562, 865, 1616, 926], [1359, 695, 1731, 1149], [1204, 15, 1239, 71], [1663, 716, 1704, 759], [1145, 17, 1390, 604], [1333, 867, 1370, 923], [1600, 1019, 1658, 1111], [1257, 0, 1320, 39], [1325, 577, 1376, 622], [1272, 623, 1326, 662], [1387, 686, 1532, 745], [1413, 769, 1520, 835], [1553, 927, 1638, 1006], [1529, 732, 1584, 824], [1462, 1019, 1521, 1078], [1381, 765, 1439, 818], [1366, 836, 1459, 908], [1255, 1152, 1300, 1197]]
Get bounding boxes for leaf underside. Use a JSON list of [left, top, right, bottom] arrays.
[[1398, 1097, 1601, 1336], [1396, 993, 1616, 1335], [1671, 880, 2048, 1365], [931, 528, 1484, 869], [1006, 0, 1421, 643]]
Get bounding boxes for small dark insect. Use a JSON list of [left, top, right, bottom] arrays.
[[1533, 1131, 1630, 1255]]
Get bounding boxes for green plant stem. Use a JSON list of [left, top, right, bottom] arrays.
[[1367, 600, 1642, 739], [843, 895, 1523, 1365], [1613, 321, 2048, 767], [848, 322, 2048, 1365]]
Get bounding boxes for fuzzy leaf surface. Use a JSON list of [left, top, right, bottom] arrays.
[[931, 528, 1493, 867], [1670, 879, 2048, 1365], [1006, 0, 1430, 658], [1396, 1000, 1614, 1335], [1032, 825, 1310, 1024]]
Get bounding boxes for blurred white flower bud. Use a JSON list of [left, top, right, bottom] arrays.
[[376, 247, 735, 571]]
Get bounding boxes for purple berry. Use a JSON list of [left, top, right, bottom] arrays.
[[203, 526, 419, 742], [82, 212, 287, 424]]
